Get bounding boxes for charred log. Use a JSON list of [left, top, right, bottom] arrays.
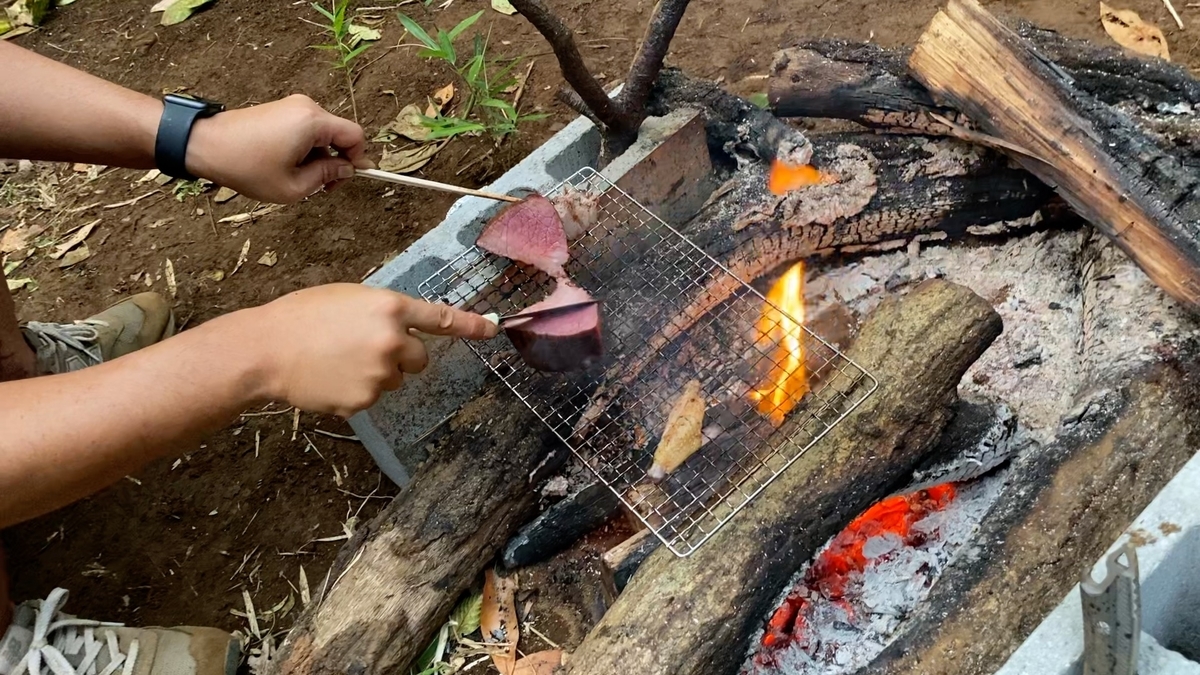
[[908, 0, 1200, 311], [565, 280, 1002, 675], [870, 359, 1200, 675], [270, 381, 562, 675]]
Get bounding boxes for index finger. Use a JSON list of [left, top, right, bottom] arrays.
[[314, 112, 373, 169], [405, 299, 499, 340]]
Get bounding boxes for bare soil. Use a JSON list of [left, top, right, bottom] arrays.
[[3, 0, 1196, 657]]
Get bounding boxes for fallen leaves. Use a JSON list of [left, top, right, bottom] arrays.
[[379, 142, 446, 174], [1100, 3, 1170, 60], [57, 243, 90, 268], [257, 251, 278, 267], [219, 204, 281, 225], [231, 239, 251, 276], [347, 23, 381, 46], [0, 223, 45, 254], [214, 186, 238, 203], [164, 258, 177, 297], [3, 0, 50, 36], [151, 0, 216, 26], [388, 104, 432, 142], [49, 219, 98, 259], [513, 651, 563, 675], [490, 0, 518, 15], [482, 570, 520, 675]]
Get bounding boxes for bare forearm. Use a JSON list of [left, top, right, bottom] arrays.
[[0, 310, 271, 529], [0, 41, 160, 168]]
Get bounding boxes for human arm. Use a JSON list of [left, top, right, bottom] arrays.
[[0, 40, 372, 203], [0, 285, 496, 529]]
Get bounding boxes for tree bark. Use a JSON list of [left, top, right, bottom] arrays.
[[566, 279, 1003, 675], [271, 381, 562, 675], [907, 0, 1200, 311]]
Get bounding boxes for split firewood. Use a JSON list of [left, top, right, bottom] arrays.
[[270, 381, 563, 675], [565, 279, 1003, 675]]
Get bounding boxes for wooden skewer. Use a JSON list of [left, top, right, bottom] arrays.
[[355, 168, 521, 203]]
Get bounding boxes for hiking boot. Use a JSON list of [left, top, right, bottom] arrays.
[[20, 293, 175, 375], [0, 588, 240, 675]]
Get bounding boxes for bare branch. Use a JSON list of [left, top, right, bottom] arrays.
[[556, 87, 604, 128], [509, 0, 635, 134], [618, 0, 693, 114]]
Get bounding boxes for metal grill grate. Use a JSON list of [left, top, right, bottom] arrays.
[[418, 167, 878, 556]]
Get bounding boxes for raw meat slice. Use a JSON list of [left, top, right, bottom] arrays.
[[477, 194, 569, 278], [504, 282, 603, 372]]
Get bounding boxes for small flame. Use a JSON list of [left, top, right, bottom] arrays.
[[768, 160, 828, 195], [751, 262, 808, 425]]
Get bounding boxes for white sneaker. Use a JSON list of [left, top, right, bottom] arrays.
[[0, 589, 239, 675]]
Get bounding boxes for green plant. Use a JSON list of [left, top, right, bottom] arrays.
[[398, 11, 547, 139], [312, 0, 372, 121], [173, 179, 208, 201]]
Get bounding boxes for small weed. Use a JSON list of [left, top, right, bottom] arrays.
[[398, 11, 547, 139], [173, 179, 208, 202], [312, 0, 373, 122]]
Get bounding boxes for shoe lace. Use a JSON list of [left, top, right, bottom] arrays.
[[10, 589, 137, 675], [21, 321, 108, 373]]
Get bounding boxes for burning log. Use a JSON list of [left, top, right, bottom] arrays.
[[564, 279, 1003, 675], [270, 381, 561, 675], [904, 0, 1200, 311]]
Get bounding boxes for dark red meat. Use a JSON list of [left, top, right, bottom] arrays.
[[476, 194, 569, 278], [504, 283, 603, 372]]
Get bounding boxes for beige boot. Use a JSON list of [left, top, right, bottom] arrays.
[[20, 293, 175, 375], [0, 588, 239, 675]]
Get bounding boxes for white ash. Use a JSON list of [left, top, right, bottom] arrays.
[[741, 474, 1007, 675]]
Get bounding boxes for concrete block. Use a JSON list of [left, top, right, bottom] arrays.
[[351, 108, 716, 486], [997, 450, 1200, 674]]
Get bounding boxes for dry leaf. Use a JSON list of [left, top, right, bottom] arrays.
[[379, 142, 444, 174], [347, 23, 381, 45], [231, 239, 250, 276], [1100, 3, 1170, 60], [388, 104, 431, 142], [6, 277, 35, 291], [71, 163, 90, 172], [158, 0, 215, 26], [1, 224, 45, 254], [482, 570, 519, 675], [206, 269, 225, 282], [164, 258, 177, 297], [214, 186, 238, 203], [49, 219, 99, 259], [513, 651, 562, 675], [138, 169, 162, 183], [491, 0, 517, 15], [257, 251, 278, 267], [433, 83, 455, 108], [58, 243, 90, 268]]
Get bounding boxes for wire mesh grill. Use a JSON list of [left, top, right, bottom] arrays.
[[418, 167, 878, 556]]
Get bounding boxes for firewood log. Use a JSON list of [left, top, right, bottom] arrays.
[[565, 279, 1003, 675], [270, 381, 561, 675], [905, 0, 1200, 311]]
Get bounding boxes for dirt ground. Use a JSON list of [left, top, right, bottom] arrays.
[[3, 0, 1197, 660]]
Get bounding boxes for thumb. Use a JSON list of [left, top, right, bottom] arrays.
[[294, 157, 357, 197]]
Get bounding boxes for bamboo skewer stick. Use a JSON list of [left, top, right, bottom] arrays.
[[355, 168, 521, 203]]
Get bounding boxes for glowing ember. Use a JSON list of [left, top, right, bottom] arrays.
[[751, 262, 808, 424], [757, 484, 958, 658]]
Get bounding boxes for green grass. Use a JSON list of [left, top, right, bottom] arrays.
[[398, 11, 547, 140]]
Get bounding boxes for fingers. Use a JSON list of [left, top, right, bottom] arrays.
[[403, 299, 499, 340], [396, 334, 429, 374], [292, 157, 356, 199], [313, 110, 372, 169]]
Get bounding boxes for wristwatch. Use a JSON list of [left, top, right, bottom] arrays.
[[155, 93, 226, 180]]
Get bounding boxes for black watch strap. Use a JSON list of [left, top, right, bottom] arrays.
[[155, 94, 225, 180]]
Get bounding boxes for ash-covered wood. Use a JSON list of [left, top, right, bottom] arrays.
[[565, 280, 1002, 675], [271, 381, 561, 675], [870, 357, 1200, 675]]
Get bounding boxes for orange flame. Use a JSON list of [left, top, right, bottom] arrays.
[[768, 160, 827, 195], [751, 262, 808, 425]]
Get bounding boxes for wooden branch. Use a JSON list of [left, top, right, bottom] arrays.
[[271, 381, 561, 675], [872, 362, 1200, 674], [618, 0, 693, 120], [508, 0, 633, 135], [909, 0, 1200, 311], [565, 280, 1003, 675]]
